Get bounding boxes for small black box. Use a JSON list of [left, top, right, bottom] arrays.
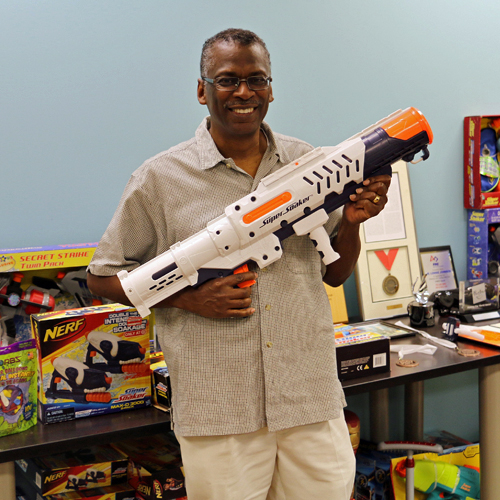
[[335, 335, 390, 381]]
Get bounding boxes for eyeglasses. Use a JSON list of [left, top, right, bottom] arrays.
[[201, 75, 272, 91]]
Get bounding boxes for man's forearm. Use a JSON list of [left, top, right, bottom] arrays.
[[86, 273, 133, 306], [323, 218, 361, 288]]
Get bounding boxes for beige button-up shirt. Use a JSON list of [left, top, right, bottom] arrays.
[[89, 118, 346, 436]]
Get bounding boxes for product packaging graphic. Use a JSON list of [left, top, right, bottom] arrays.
[[464, 115, 500, 209], [15, 444, 129, 496], [111, 433, 186, 500], [31, 304, 151, 424], [334, 332, 390, 381], [0, 242, 103, 343], [0, 338, 37, 436]]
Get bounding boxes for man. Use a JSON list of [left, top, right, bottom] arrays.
[[87, 28, 390, 500]]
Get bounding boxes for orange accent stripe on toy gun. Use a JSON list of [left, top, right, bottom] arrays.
[[242, 192, 292, 225]]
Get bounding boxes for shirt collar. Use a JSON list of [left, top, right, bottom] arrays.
[[195, 117, 288, 171]]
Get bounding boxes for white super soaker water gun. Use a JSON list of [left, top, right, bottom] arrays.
[[118, 108, 433, 318]]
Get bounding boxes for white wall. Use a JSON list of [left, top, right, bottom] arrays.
[[3, 0, 495, 442]]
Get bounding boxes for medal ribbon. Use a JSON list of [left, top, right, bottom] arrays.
[[374, 248, 399, 271]]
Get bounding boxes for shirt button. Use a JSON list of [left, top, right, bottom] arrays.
[[266, 341, 273, 348], [261, 268, 268, 272], [226, 163, 231, 168], [265, 304, 271, 311]]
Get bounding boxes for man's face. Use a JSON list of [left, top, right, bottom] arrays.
[[197, 41, 273, 142]]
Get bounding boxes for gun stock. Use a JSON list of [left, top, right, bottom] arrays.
[[118, 107, 433, 317]]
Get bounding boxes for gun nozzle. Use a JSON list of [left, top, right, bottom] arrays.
[[381, 107, 433, 145]]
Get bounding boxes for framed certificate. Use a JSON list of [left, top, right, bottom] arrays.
[[355, 161, 421, 320], [420, 245, 458, 294]]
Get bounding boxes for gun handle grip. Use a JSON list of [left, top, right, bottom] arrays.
[[234, 264, 256, 288]]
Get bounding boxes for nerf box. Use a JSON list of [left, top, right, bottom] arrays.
[[335, 331, 390, 381], [16, 473, 136, 500], [31, 304, 151, 424], [151, 359, 171, 412], [464, 115, 500, 209], [111, 432, 186, 500], [0, 243, 103, 342], [15, 444, 129, 496]]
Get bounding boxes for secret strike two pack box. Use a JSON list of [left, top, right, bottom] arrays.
[[31, 304, 151, 424]]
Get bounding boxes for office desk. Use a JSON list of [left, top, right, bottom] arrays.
[[1, 316, 499, 499]]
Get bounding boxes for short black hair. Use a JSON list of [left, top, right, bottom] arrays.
[[200, 28, 271, 77]]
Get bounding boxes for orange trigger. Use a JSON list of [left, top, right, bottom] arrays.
[[234, 264, 256, 288]]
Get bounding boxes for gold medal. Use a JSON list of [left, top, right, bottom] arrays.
[[375, 249, 400, 296], [382, 274, 399, 295]]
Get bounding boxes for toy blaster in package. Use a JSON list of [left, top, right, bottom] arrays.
[[16, 472, 136, 500], [15, 444, 129, 496], [111, 432, 186, 500], [464, 115, 500, 209], [390, 444, 480, 500], [0, 243, 111, 344], [0, 338, 37, 437], [151, 359, 171, 412], [31, 304, 151, 424]]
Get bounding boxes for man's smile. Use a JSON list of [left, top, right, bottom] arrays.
[[232, 107, 256, 114]]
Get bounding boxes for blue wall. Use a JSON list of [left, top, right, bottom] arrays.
[[2, 0, 494, 442]]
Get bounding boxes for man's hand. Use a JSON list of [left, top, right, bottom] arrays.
[[163, 271, 258, 319], [344, 174, 391, 225]]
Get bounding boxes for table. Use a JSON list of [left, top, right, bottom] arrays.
[[2, 316, 500, 499], [342, 316, 500, 500]]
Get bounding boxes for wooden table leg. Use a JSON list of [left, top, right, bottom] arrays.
[[479, 364, 500, 500], [0, 461, 16, 500]]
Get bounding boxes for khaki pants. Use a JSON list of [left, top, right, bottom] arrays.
[[176, 417, 356, 500]]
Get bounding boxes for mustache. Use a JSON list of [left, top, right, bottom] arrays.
[[224, 100, 259, 108]]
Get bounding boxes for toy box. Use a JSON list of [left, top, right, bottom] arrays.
[[354, 440, 406, 500], [151, 359, 171, 412], [389, 444, 480, 500], [466, 208, 500, 280], [464, 115, 500, 209], [0, 243, 104, 343], [111, 432, 186, 500], [15, 444, 129, 496], [0, 339, 37, 437], [31, 304, 151, 424], [335, 332, 390, 381], [16, 473, 136, 500]]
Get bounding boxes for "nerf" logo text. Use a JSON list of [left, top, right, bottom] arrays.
[[137, 483, 151, 496], [45, 471, 66, 483], [154, 480, 162, 498], [44, 318, 86, 342]]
